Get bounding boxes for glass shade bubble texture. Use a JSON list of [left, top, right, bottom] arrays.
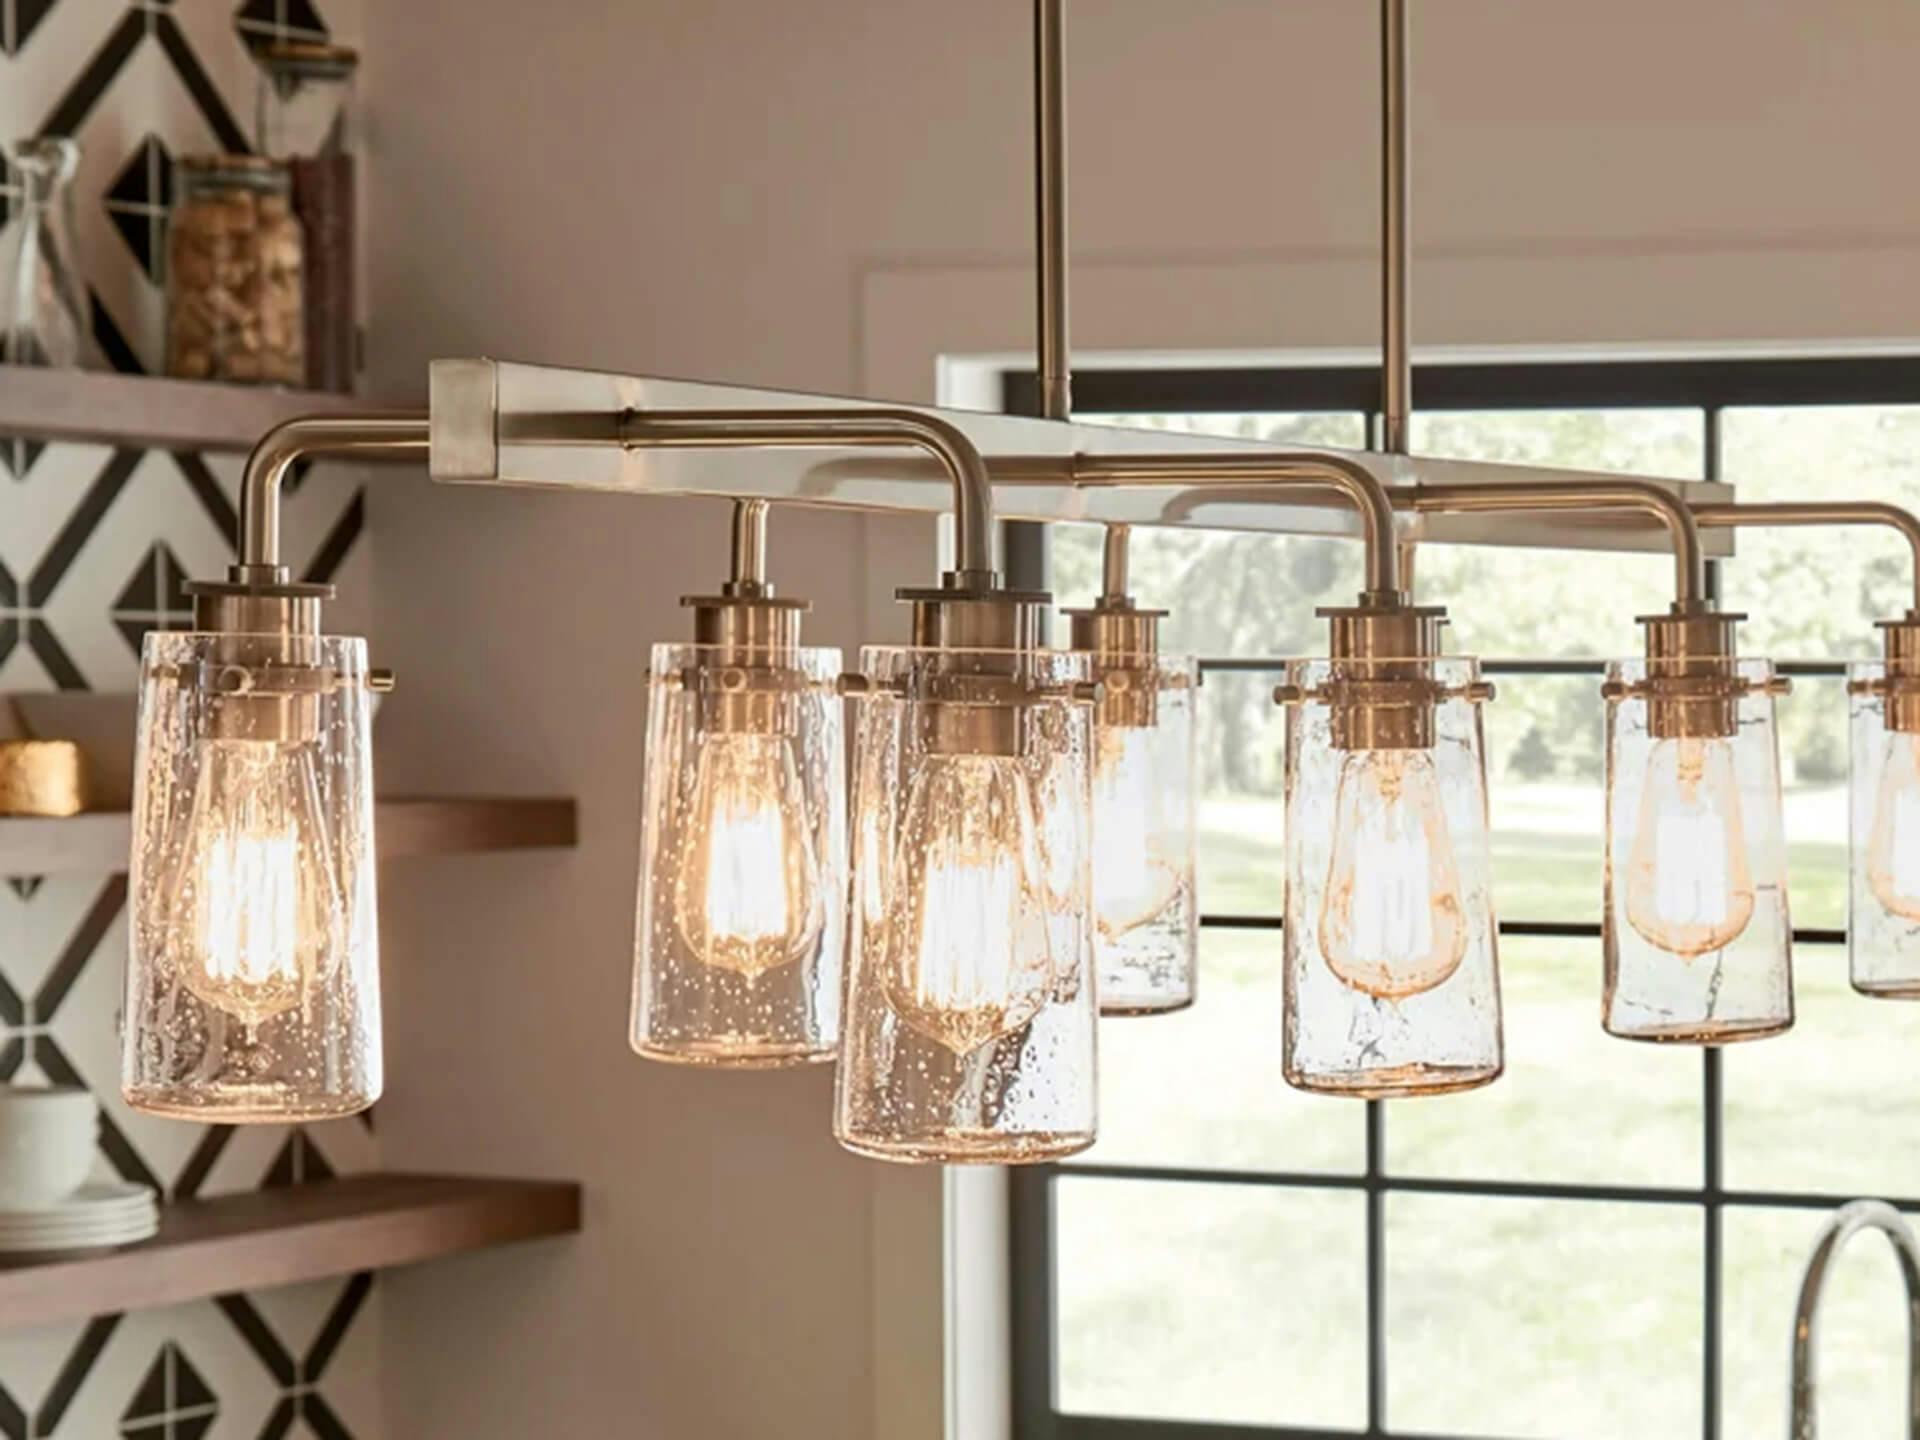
[[631, 642, 847, 1066], [1847, 660, 1920, 997], [1088, 654, 1199, 1015], [124, 631, 380, 1122], [1603, 657, 1792, 1042], [1282, 655, 1503, 1097], [834, 645, 1098, 1163]]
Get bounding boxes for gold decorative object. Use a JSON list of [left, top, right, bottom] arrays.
[[0, 740, 87, 817]]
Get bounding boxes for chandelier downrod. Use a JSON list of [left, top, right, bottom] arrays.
[[1381, 0, 1412, 457], [1035, 0, 1070, 424]]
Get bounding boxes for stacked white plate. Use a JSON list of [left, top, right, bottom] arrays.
[[0, 1182, 158, 1253]]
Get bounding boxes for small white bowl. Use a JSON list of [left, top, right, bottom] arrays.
[[0, 1086, 98, 1209]]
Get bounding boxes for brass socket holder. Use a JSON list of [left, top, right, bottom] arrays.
[[1064, 602, 1174, 730], [185, 576, 337, 744], [680, 587, 811, 735], [1601, 608, 1786, 741], [892, 579, 1059, 757], [1273, 600, 1463, 751], [1846, 612, 1920, 734]]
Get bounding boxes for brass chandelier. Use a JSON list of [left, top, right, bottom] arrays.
[[120, 1, 1920, 1164]]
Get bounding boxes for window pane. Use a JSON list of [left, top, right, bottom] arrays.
[[1779, 676, 1849, 932], [1484, 672, 1606, 921], [1080, 410, 1367, 450], [1425, 546, 1673, 659], [1723, 1206, 1912, 1440], [1193, 670, 1287, 917], [1720, 406, 1920, 658], [1722, 944, 1920, 1194], [1387, 936, 1700, 1185], [1411, 408, 1706, 480], [1386, 1194, 1702, 1438], [1056, 1177, 1366, 1428], [1069, 927, 1364, 1175], [1050, 528, 1361, 659]]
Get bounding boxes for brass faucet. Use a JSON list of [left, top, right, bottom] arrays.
[[1790, 1199, 1920, 1438]]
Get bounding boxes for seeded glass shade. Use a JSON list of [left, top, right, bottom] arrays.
[[1089, 654, 1199, 1016], [1603, 657, 1792, 1042], [1847, 660, 1920, 997], [631, 642, 847, 1065], [1282, 656, 1503, 1097], [834, 646, 1098, 1163], [124, 632, 381, 1122]]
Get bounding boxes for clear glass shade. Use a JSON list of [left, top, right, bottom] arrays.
[[1603, 657, 1792, 1042], [1090, 656, 1199, 1014], [834, 645, 1098, 1163], [631, 643, 846, 1065], [124, 631, 381, 1121], [1848, 661, 1920, 997], [1282, 656, 1503, 1097]]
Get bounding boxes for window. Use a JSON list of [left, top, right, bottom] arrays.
[[1006, 357, 1920, 1440]]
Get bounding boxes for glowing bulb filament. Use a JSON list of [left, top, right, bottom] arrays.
[[883, 753, 1052, 1054], [199, 828, 301, 990], [1091, 727, 1183, 939], [1868, 731, 1920, 922], [1317, 747, 1467, 1000], [171, 740, 342, 1026], [1624, 736, 1755, 958], [673, 731, 824, 977]]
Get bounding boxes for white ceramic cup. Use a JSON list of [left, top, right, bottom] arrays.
[[0, 1086, 98, 1208]]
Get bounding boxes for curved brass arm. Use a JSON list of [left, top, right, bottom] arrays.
[[623, 409, 999, 588], [1691, 501, 1920, 615], [1408, 480, 1709, 612], [1072, 453, 1406, 600], [237, 415, 432, 579]]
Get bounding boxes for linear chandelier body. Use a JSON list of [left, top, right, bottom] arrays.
[[108, 0, 1920, 1164]]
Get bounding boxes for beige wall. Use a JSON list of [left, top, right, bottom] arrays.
[[357, 2, 1920, 1437]]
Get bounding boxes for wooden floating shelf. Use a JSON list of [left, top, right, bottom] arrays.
[[0, 1173, 582, 1332], [0, 796, 577, 877], [0, 364, 415, 453]]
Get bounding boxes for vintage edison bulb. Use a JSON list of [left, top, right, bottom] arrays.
[[882, 752, 1052, 1054], [1625, 736, 1755, 957], [672, 731, 824, 977], [1866, 730, 1920, 921], [169, 739, 344, 1026], [1090, 726, 1182, 939], [1317, 747, 1467, 999]]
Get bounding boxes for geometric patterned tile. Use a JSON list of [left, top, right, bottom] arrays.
[[109, 541, 193, 654], [1, 1, 61, 58], [0, 3, 374, 1435], [119, 1341, 216, 1439], [233, 0, 329, 53], [101, 133, 170, 285], [0, 438, 47, 483]]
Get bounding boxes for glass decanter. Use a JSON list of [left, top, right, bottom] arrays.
[[2, 137, 86, 368]]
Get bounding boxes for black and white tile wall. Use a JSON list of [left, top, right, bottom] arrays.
[[1, 3, 380, 1435]]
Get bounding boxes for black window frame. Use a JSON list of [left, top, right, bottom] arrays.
[[1002, 353, 1920, 1440]]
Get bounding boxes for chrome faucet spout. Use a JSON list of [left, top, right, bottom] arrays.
[[1790, 1199, 1920, 1439]]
